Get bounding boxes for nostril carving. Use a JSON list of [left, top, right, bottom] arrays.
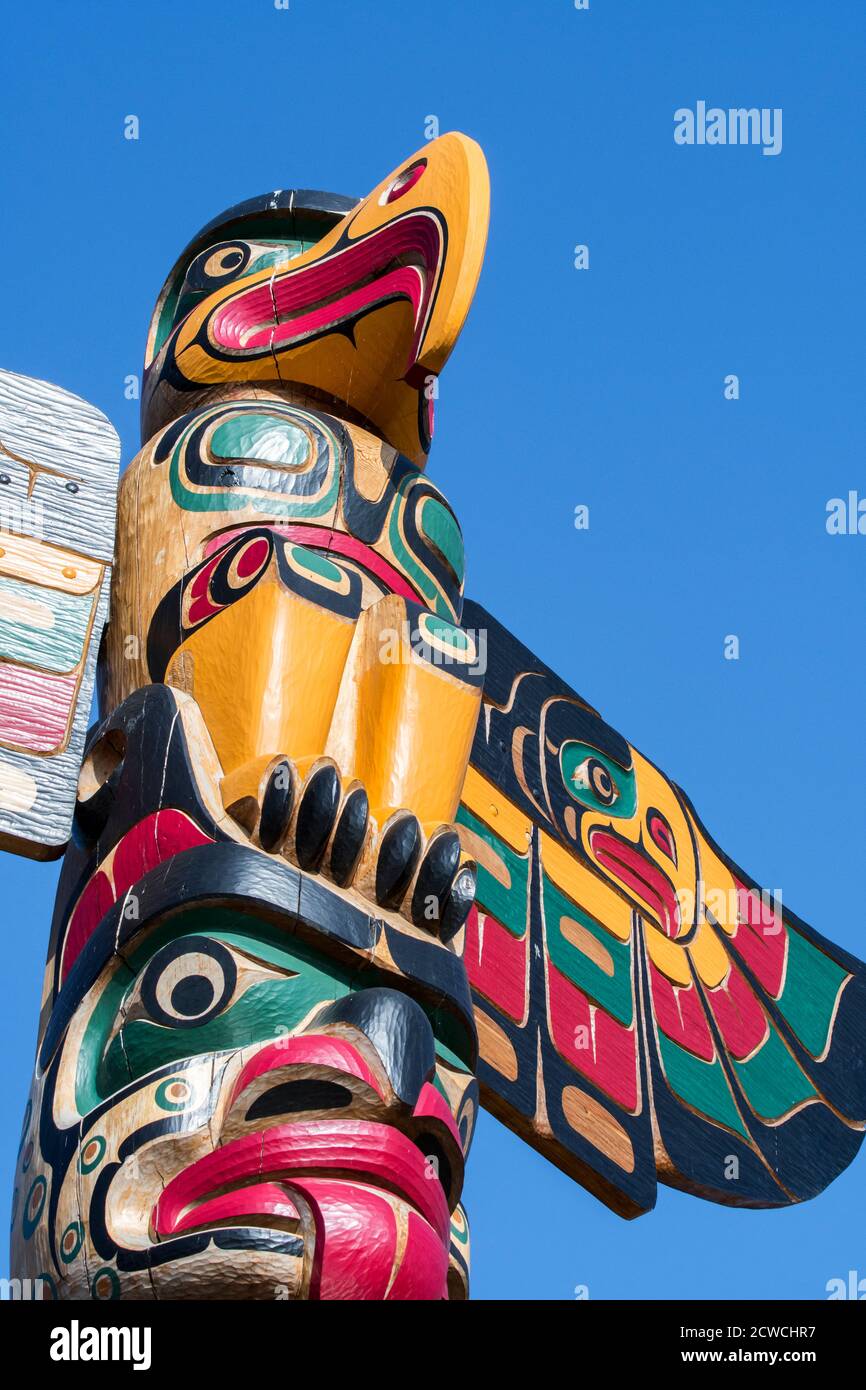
[[313, 988, 435, 1107], [244, 1079, 353, 1122]]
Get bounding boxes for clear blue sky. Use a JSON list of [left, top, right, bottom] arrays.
[[1, 0, 864, 1300]]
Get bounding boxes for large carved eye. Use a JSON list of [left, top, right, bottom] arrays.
[[202, 245, 247, 279], [187, 241, 252, 292], [139, 937, 237, 1029], [572, 756, 619, 807], [560, 740, 637, 819]]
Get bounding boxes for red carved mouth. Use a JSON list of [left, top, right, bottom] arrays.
[[208, 212, 444, 372], [589, 828, 681, 939], [152, 1120, 451, 1243], [160, 1180, 303, 1235], [203, 523, 423, 605]]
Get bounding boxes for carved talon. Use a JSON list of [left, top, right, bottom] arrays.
[[374, 811, 422, 907], [258, 757, 295, 852], [329, 783, 369, 887], [440, 860, 477, 941], [410, 828, 461, 925], [294, 760, 340, 870], [410, 829, 476, 940], [223, 754, 475, 934]]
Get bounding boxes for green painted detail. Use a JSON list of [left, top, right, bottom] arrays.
[[287, 544, 344, 584], [450, 1215, 469, 1247], [657, 1032, 749, 1137], [455, 806, 529, 938], [59, 1221, 85, 1264], [168, 412, 339, 517], [210, 414, 311, 468], [560, 741, 637, 819], [97, 916, 355, 1099], [387, 471, 455, 620], [117, 976, 344, 1092], [775, 928, 848, 1057], [154, 1078, 194, 1113], [199, 916, 323, 971], [419, 497, 465, 585], [74, 955, 134, 1114], [153, 230, 324, 357], [732, 1023, 818, 1120], [542, 874, 634, 1026], [78, 1135, 106, 1174], [432, 1072, 450, 1104], [422, 615, 471, 652], [79, 908, 475, 1110], [173, 245, 304, 328], [0, 576, 93, 673], [91, 1266, 121, 1300], [22, 1176, 47, 1239], [434, 1038, 473, 1075], [154, 283, 189, 360]]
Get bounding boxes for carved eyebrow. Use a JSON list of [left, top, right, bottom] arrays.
[[42, 844, 476, 1072], [0, 437, 87, 496]]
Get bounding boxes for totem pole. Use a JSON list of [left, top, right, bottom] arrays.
[[4, 134, 864, 1301]]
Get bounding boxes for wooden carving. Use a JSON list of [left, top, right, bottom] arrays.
[[0, 370, 118, 858], [6, 133, 864, 1301], [459, 604, 865, 1217]]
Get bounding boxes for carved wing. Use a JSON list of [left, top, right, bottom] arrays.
[[0, 369, 119, 858], [457, 600, 866, 1217]]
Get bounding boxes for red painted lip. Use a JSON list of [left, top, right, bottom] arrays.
[[153, 1120, 450, 1244], [166, 1181, 302, 1236], [590, 829, 681, 939], [204, 522, 424, 606], [208, 212, 443, 372]]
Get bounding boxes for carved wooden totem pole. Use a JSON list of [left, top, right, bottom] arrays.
[[5, 134, 865, 1300]]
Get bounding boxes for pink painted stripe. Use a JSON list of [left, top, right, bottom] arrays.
[[730, 878, 788, 997], [204, 524, 421, 605], [411, 1081, 462, 1151], [211, 213, 440, 371], [0, 663, 77, 752], [153, 1121, 450, 1243], [61, 810, 215, 982], [266, 268, 424, 351], [171, 1182, 300, 1235]]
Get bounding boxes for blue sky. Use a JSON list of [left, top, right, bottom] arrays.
[[1, 0, 864, 1300]]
